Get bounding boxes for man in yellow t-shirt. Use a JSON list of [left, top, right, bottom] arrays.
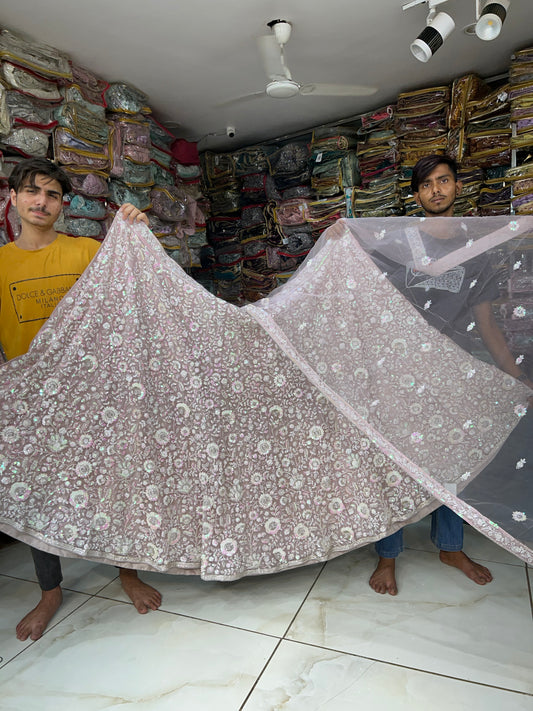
[[0, 158, 162, 641]]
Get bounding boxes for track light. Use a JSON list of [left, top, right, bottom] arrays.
[[410, 10, 455, 62], [475, 0, 510, 41]]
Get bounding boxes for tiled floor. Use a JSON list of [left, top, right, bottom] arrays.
[[0, 519, 532, 710]]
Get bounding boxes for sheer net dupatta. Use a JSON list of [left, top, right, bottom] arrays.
[[252, 215, 533, 562]]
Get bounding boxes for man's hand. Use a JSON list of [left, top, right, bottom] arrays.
[[119, 203, 149, 226]]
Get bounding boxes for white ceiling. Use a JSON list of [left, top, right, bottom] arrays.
[[2, 0, 532, 151]]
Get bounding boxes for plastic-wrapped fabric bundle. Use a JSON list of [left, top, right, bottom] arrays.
[[65, 63, 108, 107], [2, 126, 50, 157], [108, 116, 151, 178], [55, 215, 104, 238], [64, 168, 109, 198], [0, 84, 10, 135], [0, 215, 532, 576], [1, 62, 62, 102], [0, 29, 71, 79], [150, 185, 192, 223], [232, 147, 269, 177], [54, 127, 110, 172], [64, 194, 107, 220], [108, 180, 151, 211], [448, 74, 489, 129], [61, 86, 105, 120], [274, 198, 310, 226], [147, 116, 174, 151], [467, 84, 509, 121], [151, 162, 175, 187], [105, 82, 149, 115], [5, 91, 57, 130], [55, 102, 109, 144]]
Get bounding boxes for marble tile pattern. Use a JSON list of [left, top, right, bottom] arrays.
[[0, 521, 532, 711]]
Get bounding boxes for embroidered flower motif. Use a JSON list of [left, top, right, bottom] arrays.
[[513, 306, 526, 318], [424, 300, 432, 310], [469, 279, 478, 289], [102, 406, 118, 424], [465, 239, 474, 248], [467, 322, 475, 332], [220, 538, 237, 556], [512, 511, 527, 522], [516, 459, 526, 469], [421, 256, 432, 266], [513, 260, 522, 271], [515, 355, 524, 365], [410, 432, 423, 443], [463, 420, 473, 430], [514, 404, 527, 417], [257, 439, 272, 454], [265, 517, 281, 534], [460, 471, 472, 481], [466, 369, 476, 379], [509, 220, 519, 231], [147, 512, 162, 530], [9, 482, 31, 501]]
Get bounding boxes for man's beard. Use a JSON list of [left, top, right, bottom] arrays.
[[419, 194, 455, 216]]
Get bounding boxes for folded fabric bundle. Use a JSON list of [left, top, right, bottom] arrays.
[[268, 142, 310, 177], [5, 90, 57, 130], [241, 267, 277, 302], [446, 127, 466, 162], [1, 61, 63, 102], [358, 105, 395, 134], [54, 126, 110, 172], [232, 147, 270, 176], [55, 101, 108, 144], [105, 82, 149, 115], [241, 203, 266, 229], [1, 126, 50, 157], [449, 74, 489, 129], [467, 84, 509, 121], [0, 84, 10, 134], [59, 216, 104, 238], [201, 151, 235, 187], [208, 187, 241, 215], [311, 125, 358, 153], [150, 185, 192, 223], [0, 28, 71, 79], [64, 193, 107, 220], [63, 168, 109, 197], [61, 85, 105, 120], [146, 116, 174, 151], [274, 198, 310, 226], [108, 116, 151, 179], [150, 162, 175, 187], [65, 63, 108, 107], [311, 152, 360, 196], [207, 215, 241, 239], [108, 180, 151, 210]]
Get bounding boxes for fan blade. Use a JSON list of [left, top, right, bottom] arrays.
[[214, 91, 266, 109], [299, 83, 377, 97], [257, 34, 290, 81]]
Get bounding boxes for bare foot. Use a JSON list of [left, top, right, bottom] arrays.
[[119, 569, 162, 613], [369, 557, 398, 595], [439, 550, 493, 585], [16, 586, 63, 641]]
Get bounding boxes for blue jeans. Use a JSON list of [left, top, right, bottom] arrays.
[[375, 505, 463, 558]]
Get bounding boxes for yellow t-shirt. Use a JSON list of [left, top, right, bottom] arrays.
[[0, 234, 100, 360]]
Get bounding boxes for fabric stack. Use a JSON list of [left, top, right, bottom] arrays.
[[0, 29, 69, 240], [201, 150, 243, 301], [507, 47, 533, 215], [355, 105, 401, 216], [54, 63, 110, 239]]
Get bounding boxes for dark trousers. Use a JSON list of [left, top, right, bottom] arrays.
[[31, 547, 63, 591]]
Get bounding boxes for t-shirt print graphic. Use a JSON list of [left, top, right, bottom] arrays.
[[9, 273, 81, 323]]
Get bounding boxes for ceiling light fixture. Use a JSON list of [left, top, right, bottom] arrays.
[[404, 0, 455, 62], [475, 0, 510, 40], [403, 0, 510, 62]]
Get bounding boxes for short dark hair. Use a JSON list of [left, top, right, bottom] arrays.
[[411, 154, 458, 193], [8, 158, 71, 197]]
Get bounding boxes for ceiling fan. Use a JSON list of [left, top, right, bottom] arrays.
[[219, 19, 377, 107]]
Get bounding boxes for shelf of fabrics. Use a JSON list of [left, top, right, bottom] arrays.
[[0, 28, 69, 242], [201, 150, 245, 302], [53, 63, 110, 240], [355, 105, 402, 216]]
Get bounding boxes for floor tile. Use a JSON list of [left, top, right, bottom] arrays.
[[0, 541, 119, 594], [0, 596, 278, 711], [96, 563, 323, 635], [243, 640, 533, 711], [287, 546, 533, 693], [0, 576, 91, 667]]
